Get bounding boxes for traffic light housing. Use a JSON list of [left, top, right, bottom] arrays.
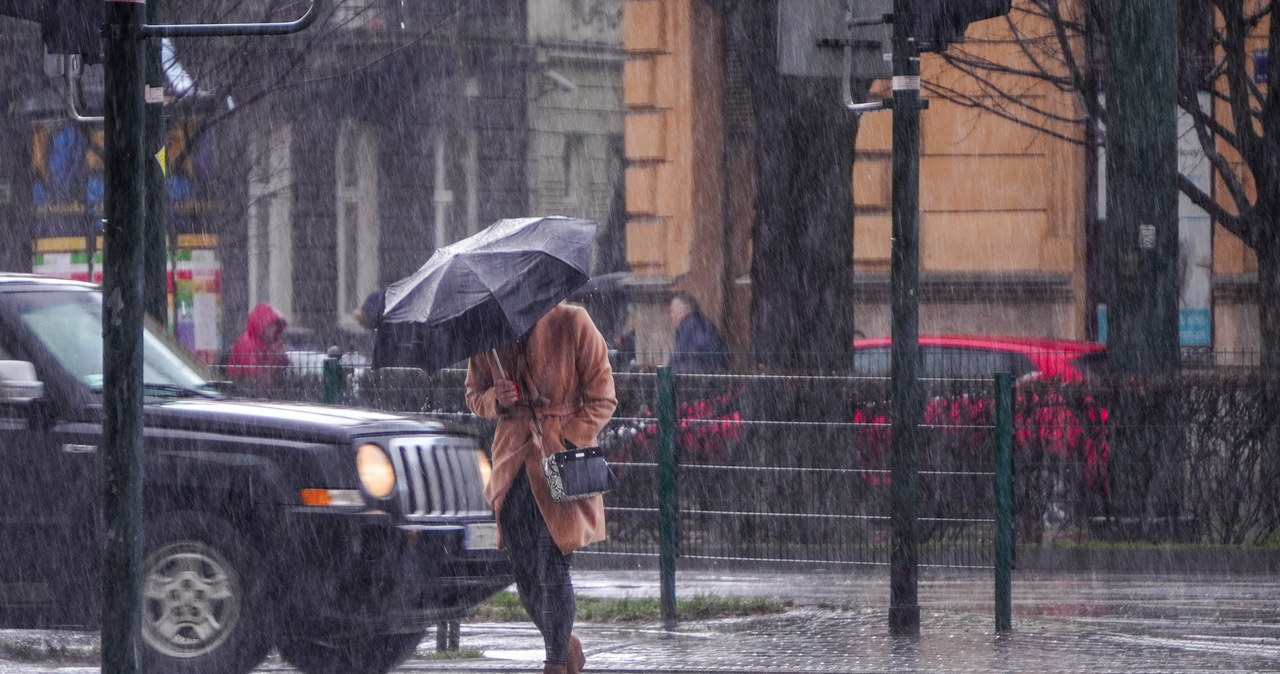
[[0, 0, 103, 63], [41, 0, 104, 63], [915, 0, 1011, 52]]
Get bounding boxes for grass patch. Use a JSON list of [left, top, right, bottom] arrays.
[[1024, 539, 1280, 551], [466, 591, 792, 624], [418, 647, 485, 660]]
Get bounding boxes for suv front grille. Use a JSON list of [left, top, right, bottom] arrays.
[[387, 436, 491, 519]]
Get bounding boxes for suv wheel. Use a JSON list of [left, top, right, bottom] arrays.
[[277, 631, 426, 674], [140, 514, 270, 674]]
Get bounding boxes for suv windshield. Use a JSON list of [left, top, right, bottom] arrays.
[[11, 288, 211, 394]]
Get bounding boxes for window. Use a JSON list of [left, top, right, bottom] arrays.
[[433, 125, 480, 246], [853, 347, 890, 377], [246, 124, 293, 318], [12, 289, 206, 391], [923, 348, 1035, 379], [335, 121, 380, 329], [463, 125, 479, 236], [432, 134, 455, 246], [853, 346, 1036, 379], [563, 133, 586, 207]]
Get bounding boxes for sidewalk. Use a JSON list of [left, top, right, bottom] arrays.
[[2, 568, 1278, 672], [395, 568, 1280, 673]]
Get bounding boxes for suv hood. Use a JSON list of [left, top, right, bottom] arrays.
[[142, 398, 449, 443]]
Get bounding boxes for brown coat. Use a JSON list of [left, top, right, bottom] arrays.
[[465, 303, 617, 555]]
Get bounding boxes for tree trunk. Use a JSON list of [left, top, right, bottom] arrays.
[[1256, 232, 1280, 370], [727, 0, 860, 374]]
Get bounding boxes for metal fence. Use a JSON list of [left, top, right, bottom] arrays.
[[222, 359, 1017, 572], [591, 370, 1009, 571]]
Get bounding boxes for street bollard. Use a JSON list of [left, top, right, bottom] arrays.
[[994, 371, 1014, 633], [657, 366, 678, 629], [322, 346, 342, 404]]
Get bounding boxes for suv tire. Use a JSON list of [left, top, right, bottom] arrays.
[[139, 513, 271, 674]]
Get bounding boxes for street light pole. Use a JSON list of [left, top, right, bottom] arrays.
[[101, 0, 148, 671]]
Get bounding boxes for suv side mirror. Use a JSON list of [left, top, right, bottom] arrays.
[[0, 360, 45, 402]]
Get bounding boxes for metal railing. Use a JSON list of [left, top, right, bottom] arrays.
[[220, 359, 1017, 572]]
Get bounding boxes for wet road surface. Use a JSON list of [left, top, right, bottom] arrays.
[[2, 569, 1278, 672]]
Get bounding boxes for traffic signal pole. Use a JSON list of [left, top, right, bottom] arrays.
[[100, 4, 321, 672], [887, 0, 924, 638], [101, 2, 148, 671], [837, 0, 1010, 639]]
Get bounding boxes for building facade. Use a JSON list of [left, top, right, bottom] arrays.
[[0, 0, 627, 361], [620, 0, 1266, 367]]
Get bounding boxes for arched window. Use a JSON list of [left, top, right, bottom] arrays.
[[335, 120, 380, 330], [246, 123, 293, 318]]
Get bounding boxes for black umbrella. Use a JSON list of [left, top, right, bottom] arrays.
[[372, 216, 597, 370]]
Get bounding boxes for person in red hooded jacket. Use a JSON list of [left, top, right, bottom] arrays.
[[227, 303, 289, 393]]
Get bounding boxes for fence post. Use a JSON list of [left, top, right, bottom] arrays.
[[994, 371, 1014, 633], [657, 366, 678, 629], [322, 346, 341, 404]]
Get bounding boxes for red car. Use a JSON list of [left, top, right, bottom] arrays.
[[852, 334, 1107, 383], [850, 335, 1110, 530]]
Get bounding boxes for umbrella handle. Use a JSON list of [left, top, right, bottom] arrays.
[[492, 348, 544, 436], [490, 348, 508, 380]]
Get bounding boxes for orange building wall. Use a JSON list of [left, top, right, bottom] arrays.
[[623, 1, 1267, 356], [623, 0, 728, 362]]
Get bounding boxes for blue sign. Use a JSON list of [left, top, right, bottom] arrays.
[[1256, 50, 1268, 84], [1096, 305, 1212, 347]]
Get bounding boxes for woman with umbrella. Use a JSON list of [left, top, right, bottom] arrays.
[[377, 217, 614, 674], [465, 302, 616, 674]]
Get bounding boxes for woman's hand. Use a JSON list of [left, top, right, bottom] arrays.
[[494, 378, 521, 407]]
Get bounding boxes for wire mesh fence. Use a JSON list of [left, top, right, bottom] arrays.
[[217, 360, 1009, 570], [212, 350, 1280, 565], [590, 371, 1004, 569]]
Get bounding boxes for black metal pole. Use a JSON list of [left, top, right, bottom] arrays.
[[888, 0, 922, 638], [656, 366, 679, 630], [144, 0, 168, 326], [994, 372, 1014, 633], [102, 0, 148, 672]]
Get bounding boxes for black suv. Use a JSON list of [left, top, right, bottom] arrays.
[[0, 274, 510, 674]]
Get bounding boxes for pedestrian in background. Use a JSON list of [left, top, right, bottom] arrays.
[[352, 288, 386, 355], [465, 302, 617, 674], [227, 303, 289, 394], [668, 291, 730, 373], [352, 288, 385, 331]]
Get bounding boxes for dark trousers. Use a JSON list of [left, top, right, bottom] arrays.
[[500, 468, 575, 664]]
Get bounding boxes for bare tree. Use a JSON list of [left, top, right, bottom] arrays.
[[722, 0, 861, 374], [925, 0, 1280, 365]]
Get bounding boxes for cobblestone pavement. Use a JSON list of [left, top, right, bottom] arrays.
[[380, 569, 1280, 673], [2, 569, 1278, 672]]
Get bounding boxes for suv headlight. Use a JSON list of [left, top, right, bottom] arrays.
[[476, 450, 492, 488], [357, 443, 396, 499]]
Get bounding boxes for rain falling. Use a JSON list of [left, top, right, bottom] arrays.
[[0, 0, 1275, 672]]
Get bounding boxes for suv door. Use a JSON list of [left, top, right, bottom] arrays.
[[0, 293, 101, 625]]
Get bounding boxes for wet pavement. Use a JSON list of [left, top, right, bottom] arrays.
[[2, 568, 1279, 672]]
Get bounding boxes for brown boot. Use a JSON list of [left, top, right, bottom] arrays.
[[568, 635, 586, 674], [543, 663, 569, 674]]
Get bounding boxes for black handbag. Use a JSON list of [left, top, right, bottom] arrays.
[[542, 444, 619, 502], [492, 349, 617, 502]]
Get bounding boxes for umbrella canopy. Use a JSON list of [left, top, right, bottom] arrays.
[[373, 216, 597, 370]]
